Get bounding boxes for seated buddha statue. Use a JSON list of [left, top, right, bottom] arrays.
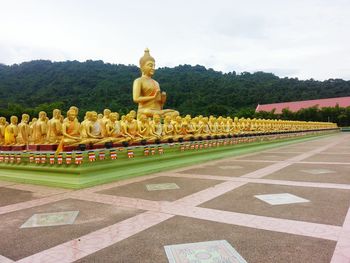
[[32, 111, 48, 144], [74, 111, 103, 146], [99, 112, 129, 144], [46, 109, 63, 144], [133, 49, 179, 119], [16, 114, 30, 145], [173, 116, 186, 140], [100, 109, 111, 137], [137, 114, 158, 143], [4, 116, 18, 145], [0, 117, 7, 145], [162, 115, 176, 142], [62, 109, 81, 146], [150, 114, 163, 138], [121, 113, 143, 143]]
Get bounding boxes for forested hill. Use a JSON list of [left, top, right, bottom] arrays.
[[0, 60, 350, 118]]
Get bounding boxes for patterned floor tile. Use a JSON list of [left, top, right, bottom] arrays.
[[254, 193, 310, 205], [218, 165, 244, 170], [20, 211, 79, 228], [301, 169, 336, 175], [146, 183, 180, 191], [164, 240, 247, 263]]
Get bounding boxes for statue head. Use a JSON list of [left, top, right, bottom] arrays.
[[10, 116, 18, 124], [164, 116, 171, 123], [53, 109, 61, 119], [67, 110, 77, 121], [21, 114, 30, 123], [129, 110, 136, 118], [38, 111, 47, 121], [114, 112, 120, 120], [139, 48, 155, 68], [139, 114, 147, 123], [153, 114, 161, 123], [69, 106, 79, 115], [139, 49, 155, 77], [90, 111, 98, 122], [109, 113, 117, 122], [103, 109, 111, 117], [0, 117, 6, 125]]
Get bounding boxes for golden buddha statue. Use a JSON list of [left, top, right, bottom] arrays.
[[133, 49, 179, 118], [76, 111, 103, 146], [173, 116, 185, 140], [100, 109, 111, 137], [63, 106, 79, 123], [137, 114, 158, 143], [0, 117, 7, 145], [62, 109, 81, 146], [121, 113, 143, 143], [32, 111, 48, 144], [162, 115, 176, 141], [16, 114, 30, 145], [150, 114, 163, 138], [209, 117, 220, 136], [46, 109, 62, 144], [107, 112, 128, 141], [4, 116, 18, 145]]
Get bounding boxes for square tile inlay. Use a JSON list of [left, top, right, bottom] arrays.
[[218, 165, 243, 170], [164, 240, 247, 263], [21, 211, 79, 228], [146, 183, 180, 191], [254, 193, 310, 205], [300, 169, 336, 175]]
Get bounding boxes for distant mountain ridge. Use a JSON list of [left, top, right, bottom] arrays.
[[0, 60, 349, 118]]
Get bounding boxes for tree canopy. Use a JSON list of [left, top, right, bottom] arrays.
[[0, 60, 349, 125]]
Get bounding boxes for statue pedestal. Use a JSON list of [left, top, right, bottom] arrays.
[[63, 146, 76, 152], [12, 145, 26, 151], [0, 146, 12, 151], [28, 145, 39, 151], [92, 144, 105, 150], [39, 144, 58, 151], [113, 143, 122, 148]]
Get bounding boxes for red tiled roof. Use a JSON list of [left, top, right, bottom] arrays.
[[256, 96, 350, 114]]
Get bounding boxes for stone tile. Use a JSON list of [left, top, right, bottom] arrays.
[[0, 199, 142, 261], [200, 183, 350, 226], [0, 187, 38, 207], [254, 193, 310, 205], [21, 211, 79, 228], [301, 169, 336, 175], [178, 161, 273, 177], [74, 216, 335, 263], [164, 240, 247, 263], [146, 183, 180, 191], [218, 165, 244, 170], [265, 163, 350, 184], [236, 152, 300, 161], [303, 153, 350, 163], [98, 176, 221, 202]]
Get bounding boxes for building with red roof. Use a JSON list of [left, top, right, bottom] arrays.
[[256, 96, 350, 114]]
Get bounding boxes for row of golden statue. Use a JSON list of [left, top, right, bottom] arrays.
[[0, 107, 337, 147], [0, 48, 338, 148]]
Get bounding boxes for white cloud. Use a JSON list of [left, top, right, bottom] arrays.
[[0, 0, 349, 80]]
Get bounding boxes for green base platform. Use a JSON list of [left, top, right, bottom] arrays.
[[0, 132, 338, 189]]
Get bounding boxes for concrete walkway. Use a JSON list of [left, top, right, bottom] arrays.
[[0, 133, 349, 262]]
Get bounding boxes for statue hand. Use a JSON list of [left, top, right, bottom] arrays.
[[153, 90, 161, 98]]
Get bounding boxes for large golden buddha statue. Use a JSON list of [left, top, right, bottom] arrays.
[[133, 49, 179, 119]]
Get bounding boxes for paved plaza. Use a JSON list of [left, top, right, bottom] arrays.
[[0, 133, 350, 262]]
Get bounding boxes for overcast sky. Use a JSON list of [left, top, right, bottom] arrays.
[[0, 0, 349, 80]]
